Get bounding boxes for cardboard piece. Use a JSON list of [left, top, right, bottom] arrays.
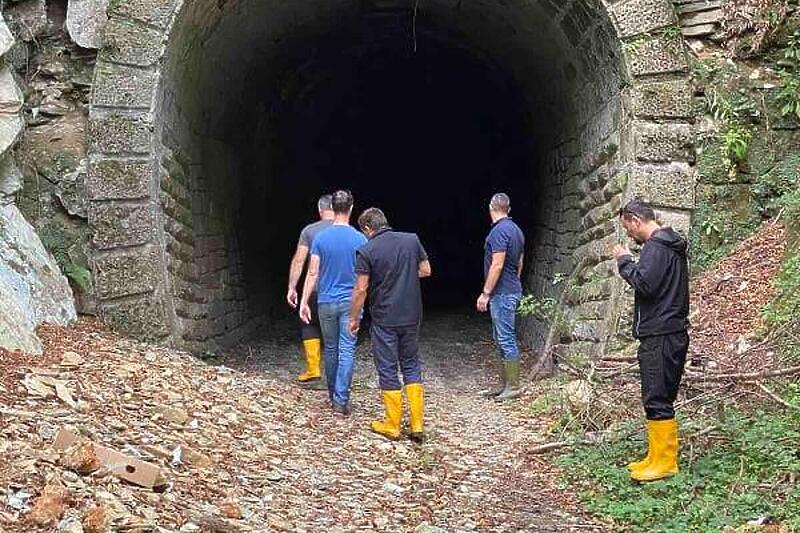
[[53, 428, 167, 488]]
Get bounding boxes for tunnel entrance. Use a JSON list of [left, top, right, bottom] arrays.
[[87, 0, 695, 357], [246, 20, 539, 310]]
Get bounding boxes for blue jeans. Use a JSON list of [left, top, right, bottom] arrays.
[[490, 293, 521, 361], [318, 301, 358, 406]]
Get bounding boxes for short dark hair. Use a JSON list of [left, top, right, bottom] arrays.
[[619, 199, 655, 221], [331, 190, 354, 215], [490, 193, 511, 214], [358, 207, 389, 232], [318, 194, 333, 211]]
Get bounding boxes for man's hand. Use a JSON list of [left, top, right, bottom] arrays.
[[299, 303, 312, 324], [613, 244, 631, 260], [286, 287, 298, 308], [476, 292, 490, 313], [348, 317, 360, 336]]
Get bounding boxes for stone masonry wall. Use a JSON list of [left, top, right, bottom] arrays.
[[0, 0, 698, 354]]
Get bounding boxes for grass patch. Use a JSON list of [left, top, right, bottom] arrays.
[[557, 408, 800, 532]]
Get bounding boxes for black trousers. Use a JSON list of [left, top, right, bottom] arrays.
[[638, 331, 689, 420], [371, 323, 422, 390], [300, 294, 321, 340]]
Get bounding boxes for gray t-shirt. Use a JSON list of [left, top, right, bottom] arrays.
[[299, 219, 334, 248]]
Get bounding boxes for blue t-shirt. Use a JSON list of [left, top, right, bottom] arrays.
[[484, 217, 525, 295], [311, 224, 368, 304]]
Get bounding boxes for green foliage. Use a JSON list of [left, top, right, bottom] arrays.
[[778, 31, 800, 120], [763, 250, 800, 328], [63, 264, 92, 292], [517, 295, 559, 320], [721, 124, 752, 175], [558, 409, 800, 532]]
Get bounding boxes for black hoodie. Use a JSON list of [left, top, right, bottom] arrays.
[[617, 227, 690, 338]]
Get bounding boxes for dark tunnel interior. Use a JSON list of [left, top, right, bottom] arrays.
[[242, 20, 538, 309], [158, 1, 626, 346]]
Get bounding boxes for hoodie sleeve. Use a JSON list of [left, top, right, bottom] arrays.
[[617, 243, 668, 299]]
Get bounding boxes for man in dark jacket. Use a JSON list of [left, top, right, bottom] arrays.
[[348, 208, 432, 443], [613, 200, 690, 482]]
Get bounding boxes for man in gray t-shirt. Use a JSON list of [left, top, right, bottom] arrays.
[[287, 194, 334, 384]]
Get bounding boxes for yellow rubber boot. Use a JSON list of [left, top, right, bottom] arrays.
[[297, 339, 321, 382], [627, 423, 654, 473], [630, 418, 679, 482], [406, 383, 425, 444], [371, 390, 403, 440]]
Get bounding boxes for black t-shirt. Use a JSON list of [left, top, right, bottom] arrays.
[[355, 228, 428, 327]]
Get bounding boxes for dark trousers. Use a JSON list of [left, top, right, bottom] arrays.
[[371, 323, 422, 391], [638, 331, 689, 420], [300, 294, 320, 340]]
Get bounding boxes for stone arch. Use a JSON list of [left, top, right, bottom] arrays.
[[86, 0, 695, 354]]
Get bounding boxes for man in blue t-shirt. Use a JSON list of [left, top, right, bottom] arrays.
[[476, 193, 525, 402], [300, 190, 367, 414]]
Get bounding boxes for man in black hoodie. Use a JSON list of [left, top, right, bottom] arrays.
[[613, 200, 690, 482]]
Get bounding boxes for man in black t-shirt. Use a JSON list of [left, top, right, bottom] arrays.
[[286, 194, 334, 385], [348, 208, 432, 443]]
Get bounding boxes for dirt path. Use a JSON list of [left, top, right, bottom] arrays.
[[226, 311, 606, 531], [0, 313, 605, 532]]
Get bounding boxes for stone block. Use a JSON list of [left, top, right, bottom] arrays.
[[654, 207, 692, 239], [89, 112, 152, 154], [67, 0, 110, 49], [108, 0, 178, 29], [582, 196, 621, 228], [627, 163, 695, 209], [572, 320, 606, 342], [87, 158, 151, 200], [627, 35, 687, 77], [632, 79, 693, 118], [88, 201, 155, 249], [93, 247, 159, 299], [571, 301, 612, 321], [100, 293, 170, 339], [93, 62, 157, 109], [100, 17, 165, 67], [612, 0, 676, 38], [0, 14, 15, 57], [634, 122, 694, 162]]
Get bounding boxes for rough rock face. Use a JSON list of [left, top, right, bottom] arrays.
[[0, 204, 77, 354], [0, 2, 79, 354], [66, 0, 110, 49]]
